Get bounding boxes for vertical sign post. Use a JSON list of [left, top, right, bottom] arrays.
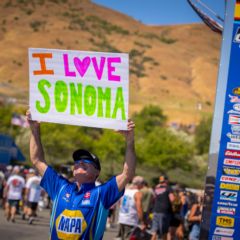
[[201, 1, 240, 239]]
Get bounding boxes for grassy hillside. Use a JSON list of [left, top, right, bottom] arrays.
[[0, 0, 221, 124]]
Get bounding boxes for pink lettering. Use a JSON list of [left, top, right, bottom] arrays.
[[107, 57, 121, 82], [63, 54, 76, 77], [63, 55, 122, 81], [92, 57, 106, 80], [74, 57, 91, 77]]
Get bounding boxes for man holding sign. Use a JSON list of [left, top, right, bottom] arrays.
[[26, 110, 136, 240], [27, 48, 134, 239]]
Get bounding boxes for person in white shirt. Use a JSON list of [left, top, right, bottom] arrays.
[[117, 176, 145, 239], [5, 166, 25, 222], [25, 168, 42, 224]]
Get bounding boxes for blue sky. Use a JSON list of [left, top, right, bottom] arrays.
[[92, 0, 225, 25]]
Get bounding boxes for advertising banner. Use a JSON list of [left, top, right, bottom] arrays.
[[208, 1, 240, 239], [29, 48, 129, 130]]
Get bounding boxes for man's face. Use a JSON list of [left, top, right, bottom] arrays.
[[73, 160, 99, 182]]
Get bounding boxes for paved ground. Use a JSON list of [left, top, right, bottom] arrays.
[[0, 208, 118, 240]]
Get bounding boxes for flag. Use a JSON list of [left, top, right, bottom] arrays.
[[187, 0, 223, 34], [11, 113, 29, 128]]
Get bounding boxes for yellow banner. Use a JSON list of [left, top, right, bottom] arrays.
[[235, 3, 240, 20]]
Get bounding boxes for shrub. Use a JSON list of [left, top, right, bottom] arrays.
[[134, 41, 152, 49], [86, 15, 129, 35], [30, 20, 44, 31]]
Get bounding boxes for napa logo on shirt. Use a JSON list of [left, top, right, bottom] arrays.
[[56, 209, 87, 239]]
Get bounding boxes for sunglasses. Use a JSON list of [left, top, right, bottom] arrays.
[[74, 159, 98, 169]]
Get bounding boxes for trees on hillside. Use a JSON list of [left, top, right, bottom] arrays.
[[195, 115, 212, 155], [0, 105, 22, 137], [0, 104, 212, 187], [133, 105, 193, 171]]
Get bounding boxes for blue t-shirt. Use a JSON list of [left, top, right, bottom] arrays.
[[40, 166, 124, 240]]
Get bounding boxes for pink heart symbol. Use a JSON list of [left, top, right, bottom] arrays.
[[74, 57, 91, 77]]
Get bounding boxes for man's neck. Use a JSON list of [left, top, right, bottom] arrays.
[[76, 181, 95, 191], [76, 181, 81, 190]]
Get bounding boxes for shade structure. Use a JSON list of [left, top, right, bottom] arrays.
[[0, 134, 25, 164]]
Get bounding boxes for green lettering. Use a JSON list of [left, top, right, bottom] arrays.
[[36, 79, 51, 113], [112, 87, 126, 120], [97, 87, 111, 118], [84, 85, 96, 116], [55, 80, 68, 112], [70, 83, 82, 115]]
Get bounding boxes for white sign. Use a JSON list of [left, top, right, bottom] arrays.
[[29, 48, 129, 130]]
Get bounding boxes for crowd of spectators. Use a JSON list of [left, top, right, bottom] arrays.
[[113, 175, 203, 240], [0, 165, 203, 240], [0, 165, 47, 225]]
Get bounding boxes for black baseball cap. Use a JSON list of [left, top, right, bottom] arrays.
[[72, 149, 101, 171]]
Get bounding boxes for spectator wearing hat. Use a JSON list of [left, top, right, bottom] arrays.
[[117, 176, 145, 239], [4, 166, 25, 222], [151, 175, 175, 240], [26, 110, 136, 240], [24, 168, 42, 224]]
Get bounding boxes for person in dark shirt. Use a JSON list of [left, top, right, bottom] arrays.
[[151, 175, 175, 240], [188, 193, 203, 240], [140, 180, 154, 226]]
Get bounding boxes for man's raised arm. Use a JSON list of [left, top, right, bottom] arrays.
[[116, 120, 136, 192], [26, 110, 48, 176]]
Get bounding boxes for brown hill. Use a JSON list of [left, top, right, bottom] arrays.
[[0, 0, 221, 124]]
